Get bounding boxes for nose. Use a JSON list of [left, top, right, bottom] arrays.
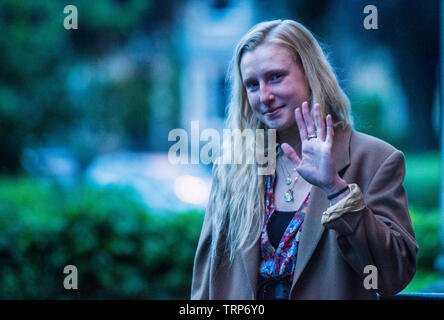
[[259, 83, 275, 106]]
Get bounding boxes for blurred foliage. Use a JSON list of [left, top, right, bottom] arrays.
[[351, 90, 439, 209], [350, 90, 411, 152], [410, 207, 440, 271], [403, 152, 440, 271], [350, 92, 387, 143], [0, 176, 204, 299], [351, 87, 440, 208], [0, 0, 184, 173], [396, 152, 441, 290], [404, 207, 441, 293], [404, 152, 440, 209], [403, 269, 442, 293]]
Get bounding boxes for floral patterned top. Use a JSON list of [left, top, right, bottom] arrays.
[[259, 171, 310, 281]]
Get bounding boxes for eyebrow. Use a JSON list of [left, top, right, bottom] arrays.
[[264, 68, 288, 76], [243, 77, 257, 85]]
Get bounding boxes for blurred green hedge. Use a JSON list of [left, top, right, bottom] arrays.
[[410, 207, 440, 271], [403, 152, 441, 272], [0, 176, 204, 299], [404, 152, 440, 209], [404, 207, 441, 292]]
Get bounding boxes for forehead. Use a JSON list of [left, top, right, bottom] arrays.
[[240, 44, 296, 78]]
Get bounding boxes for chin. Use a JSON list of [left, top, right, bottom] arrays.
[[264, 119, 293, 131]]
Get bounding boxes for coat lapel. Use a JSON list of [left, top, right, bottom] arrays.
[[291, 126, 352, 289]]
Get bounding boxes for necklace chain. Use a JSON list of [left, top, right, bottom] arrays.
[[277, 146, 298, 202]]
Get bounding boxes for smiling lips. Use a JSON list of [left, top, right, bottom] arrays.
[[264, 106, 284, 117]]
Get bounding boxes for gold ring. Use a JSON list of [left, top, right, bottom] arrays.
[[308, 134, 317, 140]]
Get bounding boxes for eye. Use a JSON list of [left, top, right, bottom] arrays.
[[245, 80, 259, 91], [270, 73, 283, 82]]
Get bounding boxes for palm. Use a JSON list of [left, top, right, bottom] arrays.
[[296, 139, 335, 187], [280, 102, 337, 191]]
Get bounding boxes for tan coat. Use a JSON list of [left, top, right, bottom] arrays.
[[191, 127, 418, 300]]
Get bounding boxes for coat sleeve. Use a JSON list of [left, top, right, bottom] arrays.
[[190, 206, 212, 299], [323, 150, 418, 296]]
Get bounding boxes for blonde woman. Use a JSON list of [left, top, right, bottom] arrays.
[[191, 19, 418, 299]]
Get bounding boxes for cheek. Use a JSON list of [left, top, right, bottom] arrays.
[[247, 93, 261, 112], [279, 78, 310, 100]]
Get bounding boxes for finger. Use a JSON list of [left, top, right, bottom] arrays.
[[314, 103, 326, 141], [325, 114, 334, 147], [295, 107, 308, 141], [281, 143, 301, 166], [302, 101, 317, 137]]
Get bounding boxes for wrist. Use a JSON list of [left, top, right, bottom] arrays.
[[323, 177, 348, 196], [324, 177, 350, 205]]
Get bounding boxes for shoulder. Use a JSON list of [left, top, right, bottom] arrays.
[[347, 129, 406, 184], [349, 129, 402, 161]]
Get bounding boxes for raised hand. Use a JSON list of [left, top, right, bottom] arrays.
[[280, 101, 346, 197]]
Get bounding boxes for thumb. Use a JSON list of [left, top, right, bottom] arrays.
[[280, 143, 301, 166]]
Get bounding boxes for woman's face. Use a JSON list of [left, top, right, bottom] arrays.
[[240, 43, 311, 131]]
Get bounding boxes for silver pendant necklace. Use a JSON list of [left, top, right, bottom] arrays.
[[278, 152, 299, 202]]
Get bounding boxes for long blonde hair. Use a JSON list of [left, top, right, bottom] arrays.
[[208, 19, 352, 262]]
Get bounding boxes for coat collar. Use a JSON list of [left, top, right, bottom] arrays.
[[241, 125, 353, 297]]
